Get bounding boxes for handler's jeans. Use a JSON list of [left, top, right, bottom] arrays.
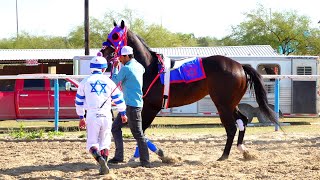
[[111, 106, 149, 164], [127, 106, 149, 165]]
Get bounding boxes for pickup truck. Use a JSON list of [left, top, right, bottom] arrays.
[[0, 76, 79, 120]]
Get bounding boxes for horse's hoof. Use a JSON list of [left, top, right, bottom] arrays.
[[217, 155, 228, 161]]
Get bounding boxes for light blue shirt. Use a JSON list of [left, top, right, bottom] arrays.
[[112, 58, 145, 107]]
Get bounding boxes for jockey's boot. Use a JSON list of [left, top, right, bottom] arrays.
[[98, 156, 109, 175]]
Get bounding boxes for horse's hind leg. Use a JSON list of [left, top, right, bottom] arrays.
[[217, 108, 237, 161]]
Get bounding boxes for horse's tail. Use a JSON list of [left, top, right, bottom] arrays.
[[242, 65, 278, 125]]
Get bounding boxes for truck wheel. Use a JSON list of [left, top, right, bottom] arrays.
[[238, 104, 255, 123]]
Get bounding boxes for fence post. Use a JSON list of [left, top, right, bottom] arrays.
[[54, 79, 60, 132], [274, 78, 280, 131]]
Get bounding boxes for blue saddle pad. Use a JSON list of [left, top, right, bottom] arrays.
[[160, 57, 206, 84]]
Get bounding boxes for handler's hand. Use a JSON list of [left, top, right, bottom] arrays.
[[79, 118, 86, 130], [121, 115, 128, 123], [113, 58, 120, 67]]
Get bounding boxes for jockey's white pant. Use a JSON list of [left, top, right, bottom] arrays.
[[86, 109, 112, 151]]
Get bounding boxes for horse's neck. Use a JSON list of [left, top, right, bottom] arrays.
[[128, 40, 157, 65], [127, 32, 159, 88]]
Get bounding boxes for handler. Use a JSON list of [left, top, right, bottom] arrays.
[[109, 46, 151, 167], [75, 56, 127, 175]]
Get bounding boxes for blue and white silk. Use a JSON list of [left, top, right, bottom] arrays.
[[75, 72, 126, 117]]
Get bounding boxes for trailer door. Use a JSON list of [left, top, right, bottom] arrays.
[[292, 59, 317, 114]]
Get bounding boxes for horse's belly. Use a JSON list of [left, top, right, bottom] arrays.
[[168, 79, 208, 107]]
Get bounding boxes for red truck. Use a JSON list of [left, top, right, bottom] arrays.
[[0, 76, 79, 120]]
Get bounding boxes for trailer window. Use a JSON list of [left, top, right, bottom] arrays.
[[23, 79, 45, 90], [0, 80, 15, 91], [257, 64, 280, 94], [257, 64, 280, 80], [297, 66, 312, 75], [257, 64, 280, 75]]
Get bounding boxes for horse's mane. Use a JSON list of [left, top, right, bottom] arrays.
[[135, 33, 158, 56]]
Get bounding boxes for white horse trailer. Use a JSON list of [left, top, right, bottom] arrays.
[[158, 55, 320, 122]]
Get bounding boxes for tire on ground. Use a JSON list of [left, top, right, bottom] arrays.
[[238, 103, 255, 123]]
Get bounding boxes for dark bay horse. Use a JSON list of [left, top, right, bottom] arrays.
[[101, 20, 277, 161]]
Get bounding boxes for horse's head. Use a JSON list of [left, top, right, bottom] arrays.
[[100, 20, 127, 63], [101, 20, 158, 69]]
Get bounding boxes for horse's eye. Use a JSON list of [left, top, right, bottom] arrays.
[[112, 33, 120, 41]]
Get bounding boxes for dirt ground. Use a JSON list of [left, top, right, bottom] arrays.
[[0, 132, 320, 180]]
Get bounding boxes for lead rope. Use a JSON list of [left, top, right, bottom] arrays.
[[142, 54, 165, 99], [100, 83, 121, 109]]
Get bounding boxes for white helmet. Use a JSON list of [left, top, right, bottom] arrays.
[[90, 56, 108, 72]]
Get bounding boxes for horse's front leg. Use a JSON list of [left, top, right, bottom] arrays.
[[236, 119, 257, 160], [235, 112, 250, 156], [236, 127, 247, 153]]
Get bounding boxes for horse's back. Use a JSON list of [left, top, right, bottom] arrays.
[[202, 55, 243, 75]]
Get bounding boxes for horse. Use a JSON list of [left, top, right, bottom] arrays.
[[100, 20, 278, 161]]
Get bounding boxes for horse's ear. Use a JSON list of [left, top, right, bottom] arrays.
[[120, 20, 125, 29], [113, 21, 117, 27]]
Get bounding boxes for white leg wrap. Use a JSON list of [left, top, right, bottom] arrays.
[[237, 144, 247, 153], [236, 119, 245, 131]]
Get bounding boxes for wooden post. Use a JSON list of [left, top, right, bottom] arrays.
[[84, 0, 89, 55]]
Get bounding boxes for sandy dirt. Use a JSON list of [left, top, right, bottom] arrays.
[[0, 132, 320, 180]]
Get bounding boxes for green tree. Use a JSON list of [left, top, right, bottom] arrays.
[[67, 17, 112, 48], [0, 8, 219, 49], [220, 4, 320, 55], [196, 36, 220, 47], [0, 32, 70, 49]]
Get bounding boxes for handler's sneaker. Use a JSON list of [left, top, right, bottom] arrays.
[[108, 158, 124, 164], [141, 162, 151, 168], [98, 157, 109, 175]]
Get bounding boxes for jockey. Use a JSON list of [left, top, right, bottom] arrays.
[[75, 56, 127, 175]]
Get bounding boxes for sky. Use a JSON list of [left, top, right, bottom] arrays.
[[0, 0, 319, 39]]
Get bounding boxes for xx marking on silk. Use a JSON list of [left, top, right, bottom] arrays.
[[160, 57, 206, 84], [90, 80, 107, 95]]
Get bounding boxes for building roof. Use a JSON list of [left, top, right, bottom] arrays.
[[0, 49, 99, 61], [152, 45, 279, 57], [0, 45, 279, 61]]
